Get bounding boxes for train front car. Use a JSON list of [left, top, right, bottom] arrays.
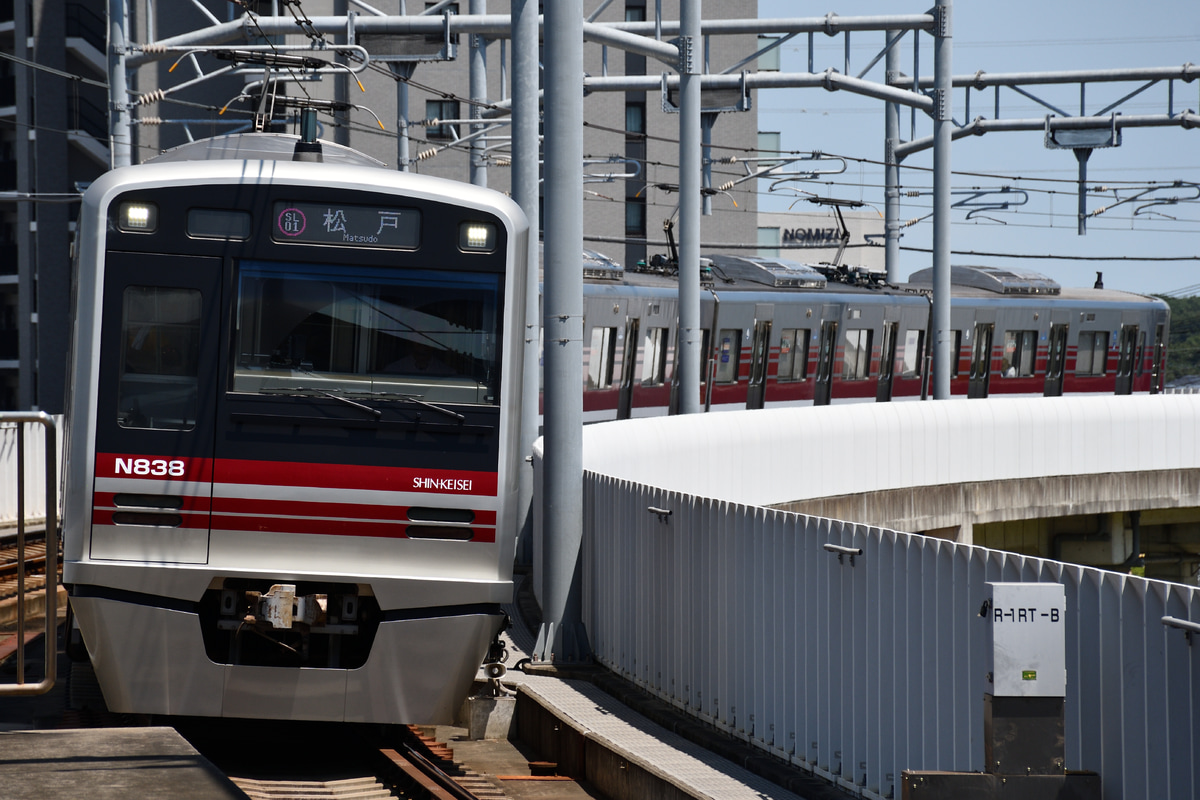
[[62, 143, 528, 723]]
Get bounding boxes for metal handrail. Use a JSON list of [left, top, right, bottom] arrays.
[[0, 413, 58, 697]]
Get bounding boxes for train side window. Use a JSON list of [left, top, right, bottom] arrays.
[[117, 286, 202, 431], [777, 328, 810, 381], [1077, 331, 1108, 376], [641, 327, 668, 386], [713, 328, 741, 383], [843, 328, 872, 380], [1002, 330, 1037, 377], [899, 329, 924, 377], [587, 326, 617, 389]]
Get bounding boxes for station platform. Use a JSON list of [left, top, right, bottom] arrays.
[[0, 727, 245, 800]]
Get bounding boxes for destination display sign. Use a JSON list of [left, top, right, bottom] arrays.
[[272, 201, 421, 249]]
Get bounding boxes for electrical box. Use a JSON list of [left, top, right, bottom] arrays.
[[986, 582, 1066, 698]]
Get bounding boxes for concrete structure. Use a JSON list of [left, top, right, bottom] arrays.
[[0, 0, 108, 411], [576, 394, 1200, 582]]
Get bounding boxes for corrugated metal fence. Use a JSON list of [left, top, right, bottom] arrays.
[[573, 398, 1200, 800], [583, 478, 1199, 800]]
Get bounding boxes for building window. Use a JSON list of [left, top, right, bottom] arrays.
[[625, 196, 646, 237], [1002, 330, 1037, 377], [425, 99, 460, 140], [1077, 331, 1108, 376], [757, 130, 782, 168], [843, 328, 872, 380], [757, 227, 780, 259], [625, 102, 645, 137], [625, 6, 645, 22], [778, 328, 810, 381], [757, 36, 781, 72]]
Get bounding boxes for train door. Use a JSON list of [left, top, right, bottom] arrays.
[[968, 322, 994, 398], [746, 316, 772, 410], [814, 317, 838, 406], [90, 252, 221, 564], [1044, 323, 1069, 397], [1114, 324, 1139, 395], [616, 318, 640, 419], [876, 321, 898, 403], [1151, 323, 1166, 394]]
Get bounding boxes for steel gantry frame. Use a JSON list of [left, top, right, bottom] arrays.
[[107, 0, 1198, 661]]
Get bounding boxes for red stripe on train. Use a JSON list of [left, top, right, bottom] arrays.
[[95, 453, 498, 496]]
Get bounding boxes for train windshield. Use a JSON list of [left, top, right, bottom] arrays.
[[232, 260, 502, 405]]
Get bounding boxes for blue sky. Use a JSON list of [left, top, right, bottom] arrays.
[[754, 1, 1200, 296]]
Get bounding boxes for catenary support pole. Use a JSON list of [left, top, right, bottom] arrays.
[[108, 0, 132, 167], [391, 62, 414, 171], [884, 30, 901, 284], [676, 0, 702, 414], [534, 0, 589, 663], [469, 0, 487, 186], [931, 0, 952, 399], [512, 0, 539, 566]]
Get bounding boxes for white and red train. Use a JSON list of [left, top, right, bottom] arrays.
[[62, 133, 529, 723], [571, 256, 1168, 422]]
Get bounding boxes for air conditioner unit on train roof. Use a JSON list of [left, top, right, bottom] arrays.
[[907, 265, 1061, 296]]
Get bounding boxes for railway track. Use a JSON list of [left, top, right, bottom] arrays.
[[0, 534, 51, 600], [196, 722, 504, 800]]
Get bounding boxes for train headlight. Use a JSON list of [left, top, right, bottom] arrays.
[[118, 202, 158, 233], [459, 221, 496, 252]]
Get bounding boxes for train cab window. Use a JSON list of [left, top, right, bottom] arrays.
[[587, 326, 618, 389], [713, 328, 741, 383], [777, 328, 810, 381], [899, 329, 924, 378], [117, 286, 202, 430], [1002, 330, 1037, 377], [843, 328, 872, 380], [1076, 331, 1108, 376], [641, 327, 669, 386], [231, 261, 501, 405]]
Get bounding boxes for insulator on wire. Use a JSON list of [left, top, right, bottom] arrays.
[[903, 217, 923, 228], [140, 43, 168, 54], [718, 180, 735, 191], [417, 148, 438, 161], [138, 88, 167, 105], [137, 116, 163, 125], [905, 190, 920, 197]]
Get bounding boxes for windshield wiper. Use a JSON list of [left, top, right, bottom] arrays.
[[258, 385, 463, 423], [393, 394, 466, 422], [259, 386, 381, 419]]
